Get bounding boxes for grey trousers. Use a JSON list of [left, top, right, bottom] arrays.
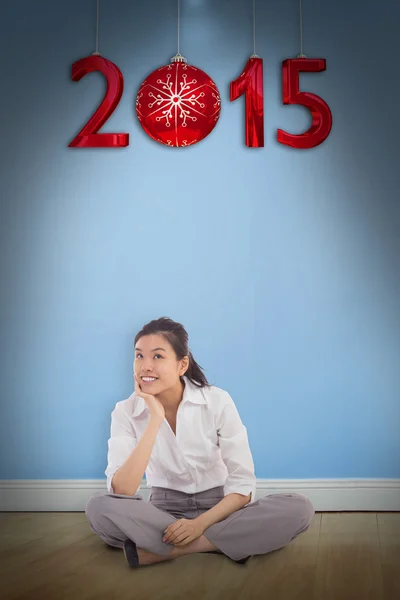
[[85, 485, 315, 562]]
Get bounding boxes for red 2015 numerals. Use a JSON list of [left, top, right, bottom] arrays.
[[231, 56, 332, 148], [68, 55, 332, 149]]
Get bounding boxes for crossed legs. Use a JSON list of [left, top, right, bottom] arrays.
[[137, 534, 223, 565]]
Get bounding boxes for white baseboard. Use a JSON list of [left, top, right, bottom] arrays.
[[0, 479, 399, 512]]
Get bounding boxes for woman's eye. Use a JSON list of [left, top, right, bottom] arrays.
[[135, 354, 162, 359]]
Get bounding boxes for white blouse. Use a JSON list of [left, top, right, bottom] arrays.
[[105, 376, 257, 503]]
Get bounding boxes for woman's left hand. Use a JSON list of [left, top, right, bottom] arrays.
[[162, 518, 205, 546]]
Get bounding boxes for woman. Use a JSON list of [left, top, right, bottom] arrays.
[[85, 317, 315, 568]]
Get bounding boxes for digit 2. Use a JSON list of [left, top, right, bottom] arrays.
[[69, 55, 129, 148]]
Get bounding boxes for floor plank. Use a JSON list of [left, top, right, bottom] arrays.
[[378, 532, 400, 600], [1, 512, 398, 600], [313, 532, 384, 600]]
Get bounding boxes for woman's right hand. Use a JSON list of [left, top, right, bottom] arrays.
[[134, 373, 165, 422]]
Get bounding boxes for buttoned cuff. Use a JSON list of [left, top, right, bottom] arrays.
[[224, 482, 256, 504]]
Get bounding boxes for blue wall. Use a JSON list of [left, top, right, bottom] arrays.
[[1, 0, 399, 482]]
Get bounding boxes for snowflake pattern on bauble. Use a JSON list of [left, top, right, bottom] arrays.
[[136, 62, 221, 147]]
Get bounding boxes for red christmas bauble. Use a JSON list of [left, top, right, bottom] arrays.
[[136, 54, 221, 147]]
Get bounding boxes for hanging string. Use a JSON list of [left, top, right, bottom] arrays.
[[253, 0, 256, 55], [171, 0, 186, 62], [300, 0, 303, 54], [298, 0, 306, 58], [177, 0, 180, 55], [93, 0, 100, 56], [251, 0, 259, 57]]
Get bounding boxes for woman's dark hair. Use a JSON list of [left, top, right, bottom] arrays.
[[134, 317, 211, 388]]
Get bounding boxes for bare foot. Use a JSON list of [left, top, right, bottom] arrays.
[[136, 547, 174, 566], [136, 536, 224, 566]]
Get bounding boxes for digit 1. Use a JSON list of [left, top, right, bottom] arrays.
[[230, 56, 264, 148]]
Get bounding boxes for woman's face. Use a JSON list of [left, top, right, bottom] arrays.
[[134, 334, 188, 393]]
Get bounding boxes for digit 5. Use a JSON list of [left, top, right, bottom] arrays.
[[277, 58, 332, 149]]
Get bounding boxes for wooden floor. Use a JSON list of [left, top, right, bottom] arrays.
[[0, 511, 399, 600]]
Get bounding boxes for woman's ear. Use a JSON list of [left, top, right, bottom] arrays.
[[181, 356, 189, 376]]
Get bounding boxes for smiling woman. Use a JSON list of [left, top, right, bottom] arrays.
[[85, 316, 314, 568], [133, 316, 210, 402]]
